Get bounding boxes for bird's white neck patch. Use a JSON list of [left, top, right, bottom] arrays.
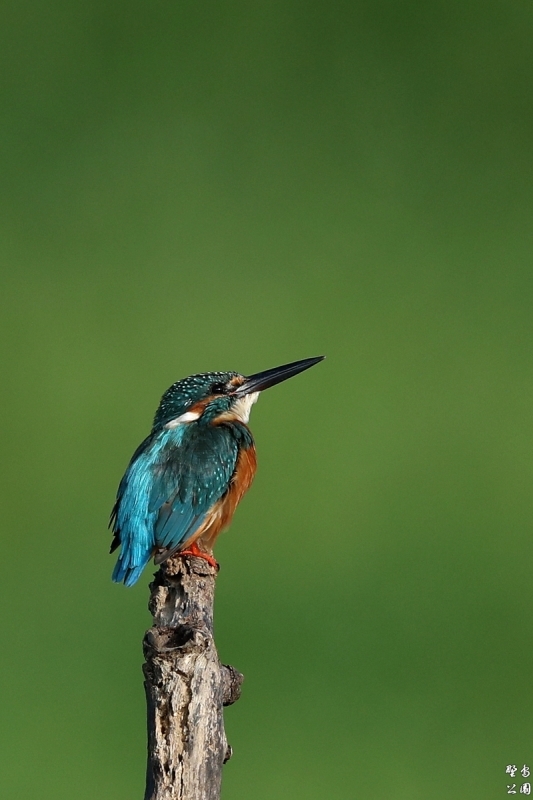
[[163, 393, 259, 428], [230, 392, 259, 423], [164, 410, 201, 428]]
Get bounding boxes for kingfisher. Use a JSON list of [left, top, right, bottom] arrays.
[[110, 356, 324, 586]]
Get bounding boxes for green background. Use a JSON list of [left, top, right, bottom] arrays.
[[2, 2, 533, 798]]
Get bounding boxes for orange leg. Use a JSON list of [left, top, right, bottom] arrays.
[[178, 541, 219, 570]]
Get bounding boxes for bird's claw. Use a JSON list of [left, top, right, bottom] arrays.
[[179, 544, 219, 570]]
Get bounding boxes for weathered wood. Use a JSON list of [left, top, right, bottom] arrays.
[[143, 555, 243, 800]]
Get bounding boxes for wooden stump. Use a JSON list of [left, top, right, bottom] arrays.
[[143, 556, 243, 800]]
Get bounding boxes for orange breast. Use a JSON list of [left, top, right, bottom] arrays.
[[181, 445, 257, 551]]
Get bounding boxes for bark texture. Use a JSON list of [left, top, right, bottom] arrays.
[[143, 555, 243, 800]]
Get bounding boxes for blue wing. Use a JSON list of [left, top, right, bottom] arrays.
[[111, 425, 239, 586]]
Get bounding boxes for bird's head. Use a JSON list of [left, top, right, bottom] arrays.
[[152, 356, 325, 430]]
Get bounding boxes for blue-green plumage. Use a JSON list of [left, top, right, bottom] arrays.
[[110, 358, 324, 586], [111, 424, 243, 586]]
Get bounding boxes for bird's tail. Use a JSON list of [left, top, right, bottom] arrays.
[[112, 548, 151, 587]]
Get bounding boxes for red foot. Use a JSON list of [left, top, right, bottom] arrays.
[[179, 542, 219, 570]]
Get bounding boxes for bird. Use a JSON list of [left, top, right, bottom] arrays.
[[110, 356, 325, 586]]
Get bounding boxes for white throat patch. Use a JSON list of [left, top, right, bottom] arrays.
[[231, 392, 259, 423]]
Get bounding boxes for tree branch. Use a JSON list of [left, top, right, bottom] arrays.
[[143, 556, 243, 800]]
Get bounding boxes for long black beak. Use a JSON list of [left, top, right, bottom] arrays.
[[234, 356, 325, 396]]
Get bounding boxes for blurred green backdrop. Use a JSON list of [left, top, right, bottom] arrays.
[[2, 2, 533, 798]]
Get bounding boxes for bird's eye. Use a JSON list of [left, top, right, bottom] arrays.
[[211, 382, 227, 395]]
